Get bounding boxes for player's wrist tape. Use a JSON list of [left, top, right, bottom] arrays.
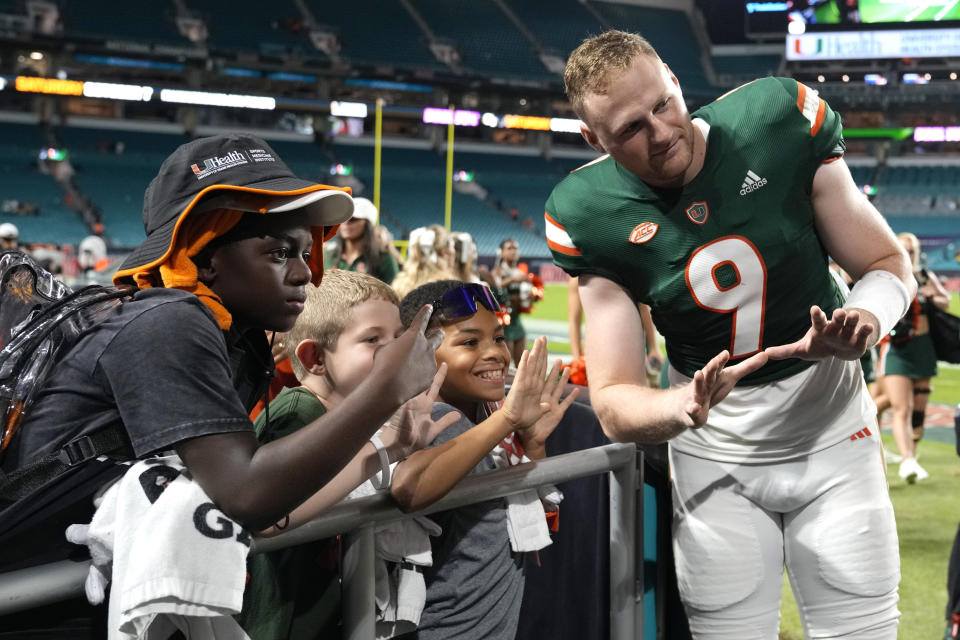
[[842, 269, 912, 338], [369, 432, 392, 490]]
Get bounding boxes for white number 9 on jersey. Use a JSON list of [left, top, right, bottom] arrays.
[[685, 236, 767, 358]]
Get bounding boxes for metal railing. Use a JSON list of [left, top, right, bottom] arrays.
[[0, 443, 643, 639]]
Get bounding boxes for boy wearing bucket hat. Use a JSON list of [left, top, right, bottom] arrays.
[[2, 134, 442, 572]]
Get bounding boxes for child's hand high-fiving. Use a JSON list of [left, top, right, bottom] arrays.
[[501, 337, 579, 458], [516, 359, 579, 460]]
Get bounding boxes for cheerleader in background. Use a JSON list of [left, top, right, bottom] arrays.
[[873, 232, 952, 483]]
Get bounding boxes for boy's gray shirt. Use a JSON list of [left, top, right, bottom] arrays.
[[414, 402, 525, 640]]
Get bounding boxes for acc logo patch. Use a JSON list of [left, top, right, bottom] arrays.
[[629, 222, 659, 244], [685, 201, 708, 225]]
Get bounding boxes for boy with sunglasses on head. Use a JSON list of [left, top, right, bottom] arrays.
[[391, 280, 579, 640]]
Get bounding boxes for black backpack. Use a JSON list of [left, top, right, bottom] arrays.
[[0, 250, 133, 560]]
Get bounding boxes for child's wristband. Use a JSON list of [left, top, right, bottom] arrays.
[[369, 432, 392, 490]]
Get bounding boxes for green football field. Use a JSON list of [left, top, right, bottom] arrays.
[[814, 0, 960, 23], [529, 282, 960, 637]]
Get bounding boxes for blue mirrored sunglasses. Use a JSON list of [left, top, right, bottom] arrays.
[[433, 283, 502, 320]]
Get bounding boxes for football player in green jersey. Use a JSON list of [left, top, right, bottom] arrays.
[[548, 31, 916, 638]]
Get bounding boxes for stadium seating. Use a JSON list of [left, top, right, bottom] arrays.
[[0, 122, 91, 246], [504, 0, 606, 57], [306, 0, 442, 70], [584, 2, 713, 98], [409, 0, 555, 81], [57, 127, 187, 247], [60, 0, 185, 45], [190, 0, 311, 57], [711, 54, 781, 83]]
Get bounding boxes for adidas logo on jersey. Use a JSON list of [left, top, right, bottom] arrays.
[[740, 170, 767, 195]]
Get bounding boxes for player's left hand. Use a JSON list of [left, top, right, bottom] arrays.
[[764, 305, 874, 362]]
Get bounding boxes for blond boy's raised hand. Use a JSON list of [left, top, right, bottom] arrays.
[[385, 363, 460, 459], [516, 359, 579, 460]]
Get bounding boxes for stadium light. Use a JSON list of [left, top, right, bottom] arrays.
[[159, 88, 275, 110], [15, 76, 83, 96], [550, 117, 583, 134], [330, 101, 368, 118], [422, 107, 480, 127], [481, 112, 499, 128], [503, 114, 551, 131], [83, 81, 153, 102]]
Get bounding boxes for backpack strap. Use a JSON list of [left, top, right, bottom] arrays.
[[0, 425, 127, 503]]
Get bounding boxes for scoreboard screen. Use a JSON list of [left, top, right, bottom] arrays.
[[793, 0, 960, 25]]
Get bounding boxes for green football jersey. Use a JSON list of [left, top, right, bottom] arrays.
[[546, 77, 846, 385]]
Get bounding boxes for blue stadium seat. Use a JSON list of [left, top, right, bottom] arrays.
[[712, 55, 781, 82], [58, 127, 189, 247], [190, 0, 310, 56], [585, 2, 713, 98], [410, 0, 555, 81], [0, 123, 90, 246], [60, 0, 185, 44], [504, 0, 606, 56], [307, 0, 442, 70]]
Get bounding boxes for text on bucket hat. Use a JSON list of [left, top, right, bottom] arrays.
[[113, 133, 353, 281]]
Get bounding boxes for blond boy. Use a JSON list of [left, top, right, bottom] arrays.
[[258, 269, 456, 528]]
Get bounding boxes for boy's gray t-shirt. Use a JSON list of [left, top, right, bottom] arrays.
[[5, 288, 253, 469], [415, 402, 525, 640]]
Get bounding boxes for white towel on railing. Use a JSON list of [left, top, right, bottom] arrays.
[[66, 455, 251, 640], [490, 436, 562, 553], [348, 469, 441, 639]]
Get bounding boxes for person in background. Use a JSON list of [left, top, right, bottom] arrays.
[[77, 235, 112, 285], [376, 223, 405, 271], [946, 399, 960, 639], [391, 224, 457, 299], [325, 196, 399, 284], [491, 238, 530, 368], [0, 222, 21, 251], [873, 232, 951, 483], [451, 231, 481, 283]]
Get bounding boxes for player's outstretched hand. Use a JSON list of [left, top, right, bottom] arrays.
[[387, 363, 460, 458], [764, 305, 873, 362], [680, 350, 768, 428], [373, 304, 445, 403]]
